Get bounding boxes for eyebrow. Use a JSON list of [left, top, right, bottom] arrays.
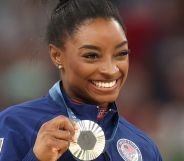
[[115, 41, 128, 49], [79, 45, 101, 51], [79, 41, 128, 51]]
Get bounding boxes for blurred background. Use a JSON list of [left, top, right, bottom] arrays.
[[0, 0, 184, 160]]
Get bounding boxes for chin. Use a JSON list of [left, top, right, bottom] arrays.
[[94, 95, 118, 106]]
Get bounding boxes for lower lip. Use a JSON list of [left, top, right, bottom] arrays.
[[89, 80, 119, 94]]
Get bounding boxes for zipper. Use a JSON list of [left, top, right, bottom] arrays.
[[103, 151, 111, 161]]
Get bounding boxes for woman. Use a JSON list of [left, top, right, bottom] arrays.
[[0, 0, 162, 160]]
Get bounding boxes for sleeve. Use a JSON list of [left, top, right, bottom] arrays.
[[0, 113, 39, 161], [22, 149, 39, 161]]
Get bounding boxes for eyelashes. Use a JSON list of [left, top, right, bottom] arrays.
[[116, 50, 130, 57], [82, 52, 99, 59], [82, 50, 130, 60]]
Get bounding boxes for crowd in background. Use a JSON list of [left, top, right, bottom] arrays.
[[0, 0, 184, 160]]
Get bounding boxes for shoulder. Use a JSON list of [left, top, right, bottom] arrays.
[[0, 96, 55, 160], [114, 117, 162, 160], [1, 94, 63, 115], [118, 117, 155, 144], [0, 95, 65, 130]]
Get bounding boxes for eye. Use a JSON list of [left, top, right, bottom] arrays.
[[116, 50, 130, 57], [82, 52, 99, 59]]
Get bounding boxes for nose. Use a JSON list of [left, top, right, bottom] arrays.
[[99, 61, 119, 76]]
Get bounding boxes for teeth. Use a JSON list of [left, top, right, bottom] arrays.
[[92, 80, 116, 88]]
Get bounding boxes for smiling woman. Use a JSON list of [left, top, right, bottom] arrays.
[[51, 18, 129, 106], [0, 0, 162, 161]]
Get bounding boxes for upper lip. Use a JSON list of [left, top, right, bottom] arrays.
[[91, 78, 120, 82]]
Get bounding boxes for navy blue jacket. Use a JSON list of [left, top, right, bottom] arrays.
[[0, 82, 162, 161]]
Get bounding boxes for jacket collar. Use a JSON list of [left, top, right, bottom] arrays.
[[49, 81, 118, 119]]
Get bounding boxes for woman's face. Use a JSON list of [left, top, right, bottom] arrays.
[[51, 18, 129, 105]]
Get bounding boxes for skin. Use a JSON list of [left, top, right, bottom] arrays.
[[33, 18, 129, 161], [51, 18, 129, 106], [33, 116, 78, 161]]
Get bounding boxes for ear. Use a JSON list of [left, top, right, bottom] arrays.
[[49, 44, 64, 67]]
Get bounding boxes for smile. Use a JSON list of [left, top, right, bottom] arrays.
[[91, 80, 116, 88]]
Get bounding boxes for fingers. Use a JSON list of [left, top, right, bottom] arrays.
[[33, 115, 78, 161], [71, 120, 79, 131], [40, 115, 79, 143], [41, 116, 76, 136], [45, 136, 70, 153], [33, 134, 70, 161], [41, 129, 72, 141]]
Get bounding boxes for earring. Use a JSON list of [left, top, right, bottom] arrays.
[[58, 64, 63, 69]]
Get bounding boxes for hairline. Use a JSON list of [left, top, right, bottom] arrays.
[[55, 17, 125, 49]]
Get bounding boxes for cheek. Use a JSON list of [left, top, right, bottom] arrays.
[[118, 59, 129, 74], [118, 60, 129, 83], [67, 61, 97, 80]]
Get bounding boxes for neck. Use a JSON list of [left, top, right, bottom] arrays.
[[60, 81, 109, 107]]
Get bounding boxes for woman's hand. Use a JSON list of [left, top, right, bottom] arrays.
[[33, 115, 77, 161]]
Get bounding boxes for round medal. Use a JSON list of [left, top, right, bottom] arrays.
[[69, 120, 105, 161]]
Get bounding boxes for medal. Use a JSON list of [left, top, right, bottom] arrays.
[[49, 82, 118, 160], [69, 120, 105, 161]]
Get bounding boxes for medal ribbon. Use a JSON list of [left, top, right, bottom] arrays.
[[49, 81, 119, 157]]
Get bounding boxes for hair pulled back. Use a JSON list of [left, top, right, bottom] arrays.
[[47, 0, 125, 48]]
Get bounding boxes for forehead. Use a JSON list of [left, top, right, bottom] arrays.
[[67, 18, 127, 47]]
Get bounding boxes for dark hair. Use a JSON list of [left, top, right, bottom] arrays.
[[46, 0, 125, 48]]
